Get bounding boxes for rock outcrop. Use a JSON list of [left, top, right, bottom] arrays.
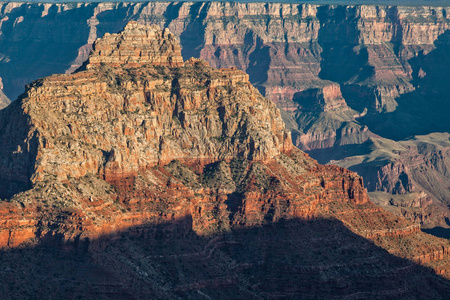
[[294, 83, 348, 113], [86, 22, 183, 68], [0, 2, 447, 105], [1, 4, 450, 225], [289, 83, 377, 152], [1, 22, 450, 298], [329, 134, 450, 227], [0, 77, 9, 109], [1, 3, 448, 192]]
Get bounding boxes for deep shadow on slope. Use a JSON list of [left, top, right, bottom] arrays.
[[306, 142, 374, 165], [0, 3, 96, 100], [1, 216, 450, 299], [0, 99, 38, 198], [360, 30, 450, 141], [94, 3, 135, 41], [179, 2, 209, 61], [317, 5, 374, 84], [423, 227, 450, 240]]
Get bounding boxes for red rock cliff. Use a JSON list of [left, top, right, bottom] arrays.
[[0, 21, 450, 298]]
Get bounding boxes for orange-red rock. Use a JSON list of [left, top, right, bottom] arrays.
[[0, 21, 450, 299]]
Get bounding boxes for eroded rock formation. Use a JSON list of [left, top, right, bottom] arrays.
[[330, 134, 450, 228], [0, 2, 448, 106], [1, 22, 450, 298], [0, 77, 9, 109], [1, 4, 450, 226]]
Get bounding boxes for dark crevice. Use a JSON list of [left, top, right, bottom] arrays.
[[246, 35, 271, 87], [0, 101, 38, 199], [179, 2, 209, 60], [163, 2, 184, 29], [358, 30, 450, 140], [0, 3, 97, 100]]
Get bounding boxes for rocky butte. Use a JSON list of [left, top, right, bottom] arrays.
[[1, 21, 450, 298], [1, 2, 450, 228]]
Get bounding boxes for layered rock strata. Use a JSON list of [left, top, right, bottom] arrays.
[[0, 2, 448, 106], [330, 134, 450, 228], [86, 22, 183, 68], [1, 2, 447, 165], [1, 3, 450, 225], [0, 22, 450, 298]]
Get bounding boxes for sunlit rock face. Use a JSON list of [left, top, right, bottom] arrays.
[[1, 13, 450, 300], [0, 77, 9, 109]]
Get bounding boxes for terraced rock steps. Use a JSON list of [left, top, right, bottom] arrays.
[[0, 22, 450, 299]]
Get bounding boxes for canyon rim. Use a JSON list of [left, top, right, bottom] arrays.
[[1, 2, 450, 299]]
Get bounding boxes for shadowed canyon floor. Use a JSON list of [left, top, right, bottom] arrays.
[[2, 217, 450, 299], [1, 21, 450, 298]]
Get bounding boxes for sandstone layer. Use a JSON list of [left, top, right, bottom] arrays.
[[327, 133, 450, 228], [0, 22, 450, 298], [1, 3, 450, 214], [1, 4, 449, 222], [0, 2, 448, 106]]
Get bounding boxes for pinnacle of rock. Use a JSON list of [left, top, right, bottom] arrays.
[[1, 22, 293, 189], [86, 21, 184, 68], [1, 21, 450, 299]]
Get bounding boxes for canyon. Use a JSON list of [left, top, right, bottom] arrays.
[[0, 21, 450, 298], [1, 1, 450, 228]]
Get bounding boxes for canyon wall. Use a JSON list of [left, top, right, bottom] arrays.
[[1, 1, 449, 144], [329, 133, 450, 228], [0, 1, 448, 104], [1, 1, 450, 226], [1, 21, 450, 298]]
